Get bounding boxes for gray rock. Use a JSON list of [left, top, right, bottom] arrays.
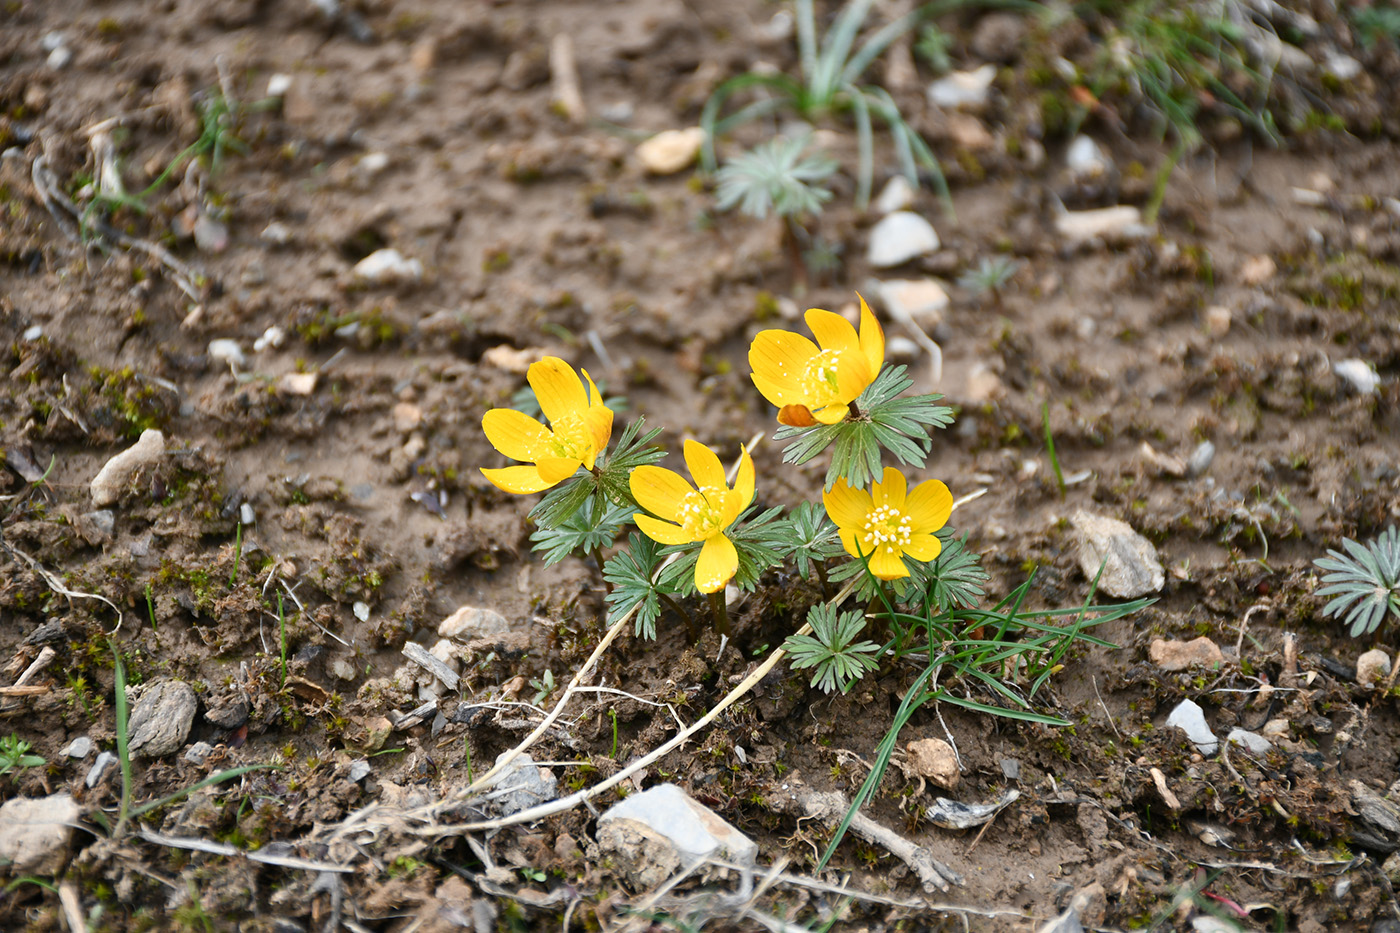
[[204, 693, 249, 729], [1186, 441, 1216, 478], [349, 760, 372, 782], [86, 751, 117, 787], [1357, 649, 1392, 688], [1054, 205, 1153, 243], [184, 741, 214, 765], [599, 783, 757, 868], [1166, 699, 1218, 755], [1149, 637, 1222, 672], [877, 278, 949, 330], [999, 758, 1021, 781], [0, 793, 79, 874], [127, 681, 197, 759], [438, 606, 513, 639], [60, 736, 92, 759], [489, 753, 557, 817], [1226, 729, 1272, 755], [867, 211, 939, 268], [596, 816, 679, 889], [1070, 511, 1165, 598], [192, 214, 229, 254], [76, 510, 116, 546], [90, 429, 166, 507]]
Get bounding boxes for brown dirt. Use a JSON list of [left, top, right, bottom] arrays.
[[4, 1, 1400, 930]]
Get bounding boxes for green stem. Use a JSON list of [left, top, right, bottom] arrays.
[[707, 590, 732, 639], [815, 561, 833, 602]]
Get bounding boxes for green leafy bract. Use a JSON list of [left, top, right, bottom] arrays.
[[529, 498, 633, 567], [776, 501, 845, 579], [657, 506, 787, 597], [603, 534, 664, 640], [529, 417, 665, 530], [784, 602, 881, 694], [772, 364, 953, 491]]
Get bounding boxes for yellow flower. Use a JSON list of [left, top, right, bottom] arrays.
[[823, 467, 952, 580], [480, 357, 613, 494], [749, 293, 885, 427], [630, 440, 755, 594]]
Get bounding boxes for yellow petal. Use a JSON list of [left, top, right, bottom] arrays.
[[630, 465, 694, 524], [906, 479, 953, 532], [733, 446, 755, 511], [717, 488, 744, 530], [529, 357, 588, 426], [857, 292, 885, 377], [823, 478, 873, 533], [480, 465, 551, 494], [635, 513, 695, 546], [868, 544, 910, 580], [684, 439, 726, 494], [903, 532, 943, 562], [749, 330, 819, 401], [482, 409, 552, 463], [536, 457, 583, 484], [837, 528, 861, 559], [777, 404, 819, 427], [832, 344, 872, 404], [872, 467, 906, 510], [753, 372, 800, 412], [805, 308, 860, 356], [695, 533, 738, 594], [812, 402, 850, 424], [582, 368, 614, 453]]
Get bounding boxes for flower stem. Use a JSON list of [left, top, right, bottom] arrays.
[[847, 400, 863, 419], [660, 593, 699, 642], [815, 561, 833, 602], [707, 590, 731, 639]]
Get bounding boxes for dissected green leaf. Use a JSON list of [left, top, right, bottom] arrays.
[[603, 534, 664, 640]]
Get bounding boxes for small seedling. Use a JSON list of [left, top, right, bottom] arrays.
[[1042, 401, 1066, 498], [1315, 527, 1400, 637], [957, 256, 1021, 305], [0, 735, 45, 781], [528, 669, 556, 706], [783, 602, 882, 694]]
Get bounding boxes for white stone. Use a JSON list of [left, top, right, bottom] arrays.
[[267, 74, 293, 97], [868, 211, 939, 268], [1324, 53, 1362, 82], [353, 601, 370, 622], [91, 429, 166, 507], [1203, 305, 1231, 337], [357, 151, 390, 176], [599, 783, 757, 867], [1166, 699, 1218, 756], [239, 503, 255, 525], [1357, 649, 1392, 687], [1066, 135, 1110, 179], [439, 606, 513, 639], [1055, 205, 1153, 243], [874, 175, 916, 214], [47, 46, 72, 70], [353, 248, 423, 285], [279, 372, 318, 396], [0, 793, 79, 874], [1239, 254, 1276, 286], [260, 222, 292, 245], [877, 278, 948, 330], [1334, 359, 1379, 394], [22, 325, 42, 341], [1226, 729, 1272, 755], [208, 339, 246, 369], [253, 325, 287, 352], [927, 64, 996, 111], [1070, 510, 1164, 598], [636, 127, 705, 175], [86, 751, 116, 788]]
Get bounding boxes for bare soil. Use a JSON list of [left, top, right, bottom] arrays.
[[4, 1, 1400, 930]]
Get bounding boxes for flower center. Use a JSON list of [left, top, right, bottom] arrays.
[[863, 503, 912, 551], [548, 412, 592, 460], [679, 486, 725, 538], [800, 349, 843, 403]]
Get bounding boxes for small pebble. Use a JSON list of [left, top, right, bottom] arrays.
[[873, 175, 916, 214], [87, 751, 117, 788], [253, 326, 287, 352], [239, 502, 255, 525], [353, 601, 371, 622], [1226, 729, 1272, 755], [127, 681, 197, 759], [927, 64, 995, 111], [906, 738, 959, 789], [1357, 649, 1392, 688], [636, 127, 705, 175], [439, 606, 512, 639], [1334, 359, 1379, 395], [61, 737, 93, 759], [1055, 205, 1152, 243], [260, 222, 292, 245], [1186, 441, 1215, 478], [1203, 305, 1231, 337], [867, 211, 940, 268], [267, 74, 293, 97], [184, 741, 214, 765], [91, 429, 166, 508], [22, 325, 43, 341], [349, 760, 372, 782], [1065, 135, 1111, 179], [279, 372, 318, 396], [1166, 698, 1219, 756], [353, 248, 423, 285], [392, 402, 423, 433], [1239, 254, 1275, 286], [1149, 637, 1222, 672], [208, 339, 246, 369], [877, 278, 948, 329]]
